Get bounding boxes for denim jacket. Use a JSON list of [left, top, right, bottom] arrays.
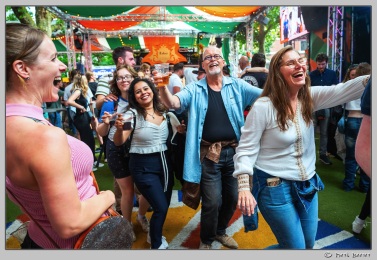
[[175, 76, 262, 184]]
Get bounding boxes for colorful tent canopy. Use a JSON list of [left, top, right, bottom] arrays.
[[49, 6, 265, 52]]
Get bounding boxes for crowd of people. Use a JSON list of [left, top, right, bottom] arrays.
[[6, 22, 371, 250]]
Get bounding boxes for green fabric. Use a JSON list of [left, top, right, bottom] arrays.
[[185, 21, 240, 34], [179, 37, 198, 49], [106, 37, 141, 51], [57, 6, 135, 18], [53, 39, 68, 52], [222, 38, 230, 65]]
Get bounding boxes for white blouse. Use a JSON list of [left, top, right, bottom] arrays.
[[125, 109, 169, 154], [233, 75, 368, 181]]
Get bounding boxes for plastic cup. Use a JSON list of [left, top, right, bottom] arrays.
[[154, 63, 170, 87], [122, 114, 134, 131]]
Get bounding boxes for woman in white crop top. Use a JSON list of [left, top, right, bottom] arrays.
[[113, 78, 178, 249]]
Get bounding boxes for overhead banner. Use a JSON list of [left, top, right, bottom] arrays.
[[142, 37, 187, 65]]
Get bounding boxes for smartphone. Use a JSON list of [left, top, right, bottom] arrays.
[[123, 121, 132, 130], [266, 177, 281, 187]]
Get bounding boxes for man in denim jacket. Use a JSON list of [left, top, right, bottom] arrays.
[[157, 46, 262, 249]]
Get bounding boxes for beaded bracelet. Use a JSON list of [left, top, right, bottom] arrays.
[[237, 174, 250, 192]]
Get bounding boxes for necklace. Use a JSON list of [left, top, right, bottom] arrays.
[[146, 110, 155, 119]]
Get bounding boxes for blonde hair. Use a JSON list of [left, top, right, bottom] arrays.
[[72, 74, 89, 97]]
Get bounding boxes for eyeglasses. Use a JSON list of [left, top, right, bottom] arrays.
[[281, 57, 307, 68], [116, 75, 133, 82], [203, 54, 223, 61]]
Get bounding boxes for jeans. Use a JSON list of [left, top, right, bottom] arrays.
[[343, 117, 370, 192], [129, 152, 173, 249], [200, 146, 238, 244], [48, 111, 62, 128], [254, 170, 320, 249], [66, 107, 77, 135], [313, 108, 330, 156]]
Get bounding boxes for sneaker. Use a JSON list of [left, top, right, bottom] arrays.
[[159, 236, 168, 249], [199, 241, 212, 249], [319, 154, 332, 165], [352, 216, 366, 234], [215, 234, 238, 249], [92, 166, 97, 172], [94, 161, 105, 168], [147, 231, 168, 248], [137, 214, 150, 233]]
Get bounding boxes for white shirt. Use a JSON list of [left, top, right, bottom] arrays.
[[233, 75, 368, 181], [167, 73, 183, 94]]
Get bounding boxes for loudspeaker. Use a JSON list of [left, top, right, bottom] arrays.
[[301, 6, 328, 31], [256, 15, 270, 25], [215, 37, 222, 48], [74, 35, 83, 50]]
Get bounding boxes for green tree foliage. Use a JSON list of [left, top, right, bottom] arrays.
[[236, 6, 280, 55]]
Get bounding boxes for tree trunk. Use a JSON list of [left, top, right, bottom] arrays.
[[10, 7, 52, 37], [35, 7, 52, 37], [11, 7, 35, 27], [257, 24, 266, 54]]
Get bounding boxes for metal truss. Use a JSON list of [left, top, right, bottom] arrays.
[[327, 6, 344, 82], [47, 6, 249, 23]]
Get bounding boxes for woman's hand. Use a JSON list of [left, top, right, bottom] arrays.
[[114, 113, 124, 131], [237, 190, 257, 216], [101, 111, 117, 126], [104, 93, 118, 103]]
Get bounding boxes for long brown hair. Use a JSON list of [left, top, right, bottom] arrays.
[[261, 45, 313, 131], [127, 78, 168, 119], [109, 65, 138, 97]]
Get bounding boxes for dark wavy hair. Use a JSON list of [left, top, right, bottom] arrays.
[[127, 78, 168, 118], [261, 45, 313, 131], [108, 65, 138, 97]]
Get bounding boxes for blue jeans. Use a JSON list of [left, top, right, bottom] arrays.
[[129, 152, 173, 249], [48, 111, 62, 128], [200, 146, 238, 244], [313, 109, 330, 156], [66, 107, 77, 135], [254, 169, 320, 249], [343, 117, 370, 192]]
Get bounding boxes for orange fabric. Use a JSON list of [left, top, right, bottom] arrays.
[[142, 37, 187, 65], [78, 20, 141, 31], [195, 6, 260, 18]]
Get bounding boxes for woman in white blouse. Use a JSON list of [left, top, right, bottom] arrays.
[[233, 45, 369, 249], [113, 78, 178, 249]]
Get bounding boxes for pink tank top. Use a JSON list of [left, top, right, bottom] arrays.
[[6, 103, 97, 248]]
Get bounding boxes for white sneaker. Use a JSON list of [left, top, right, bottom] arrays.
[[94, 161, 104, 167], [352, 216, 366, 234], [147, 231, 168, 249], [158, 237, 168, 249], [92, 166, 97, 172]]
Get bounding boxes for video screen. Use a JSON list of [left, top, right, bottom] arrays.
[[280, 6, 309, 43]]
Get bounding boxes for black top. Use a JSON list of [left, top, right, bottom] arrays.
[[202, 86, 236, 142], [241, 72, 267, 89]]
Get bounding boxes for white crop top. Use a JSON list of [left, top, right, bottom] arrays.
[[125, 109, 169, 154]]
